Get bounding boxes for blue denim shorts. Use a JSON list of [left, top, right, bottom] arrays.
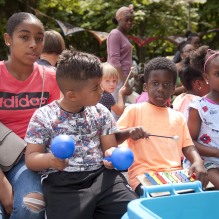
[[204, 162, 219, 171]]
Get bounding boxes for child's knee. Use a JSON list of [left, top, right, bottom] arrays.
[[23, 192, 45, 213], [207, 168, 219, 189]]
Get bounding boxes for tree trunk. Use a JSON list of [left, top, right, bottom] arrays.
[[138, 18, 148, 63], [94, 38, 100, 57]]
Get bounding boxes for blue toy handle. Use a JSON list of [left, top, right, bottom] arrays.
[[172, 180, 203, 192], [104, 157, 111, 162], [141, 181, 203, 198]]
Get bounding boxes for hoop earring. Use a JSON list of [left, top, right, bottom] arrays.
[[198, 87, 201, 90]]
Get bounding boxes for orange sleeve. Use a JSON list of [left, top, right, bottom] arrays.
[[181, 115, 194, 148], [117, 105, 135, 130]]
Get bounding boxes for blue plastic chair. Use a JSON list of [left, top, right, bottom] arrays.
[[122, 181, 219, 219]]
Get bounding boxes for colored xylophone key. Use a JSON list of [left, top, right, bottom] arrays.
[[181, 170, 196, 181], [163, 172, 178, 184], [144, 173, 158, 185], [158, 172, 172, 184], [154, 172, 168, 184], [145, 170, 196, 185], [169, 172, 182, 183], [172, 170, 191, 182], [177, 171, 191, 182], [148, 172, 163, 185], [172, 171, 187, 183]]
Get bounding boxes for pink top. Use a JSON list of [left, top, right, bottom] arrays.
[[0, 62, 60, 139], [107, 29, 133, 76], [173, 93, 199, 115], [135, 92, 149, 103]]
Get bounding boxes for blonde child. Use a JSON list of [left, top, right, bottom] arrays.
[[99, 63, 126, 115]]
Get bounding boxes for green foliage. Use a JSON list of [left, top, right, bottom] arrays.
[[0, 0, 28, 60], [195, 0, 219, 49]]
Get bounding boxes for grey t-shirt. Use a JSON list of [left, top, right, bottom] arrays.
[[25, 101, 119, 175]]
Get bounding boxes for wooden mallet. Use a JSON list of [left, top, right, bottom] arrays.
[[149, 134, 179, 141], [123, 67, 134, 87]]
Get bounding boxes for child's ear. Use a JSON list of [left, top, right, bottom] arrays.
[[194, 80, 201, 89], [203, 73, 209, 84], [143, 83, 148, 92], [66, 90, 77, 101], [4, 33, 12, 47]]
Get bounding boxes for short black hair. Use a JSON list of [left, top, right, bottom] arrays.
[[138, 74, 145, 84], [144, 57, 177, 86], [56, 47, 103, 93], [177, 41, 186, 51], [190, 45, 219, 74], [179, 55, 204, 91], [185, 30, 192, 38], [179, 42, 190, 53], [187, 33, 199, 42], [6, 12, 43, 37], [112, 17, 118, 25]]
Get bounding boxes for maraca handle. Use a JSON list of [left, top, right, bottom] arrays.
[[104, 157, 111, 162]]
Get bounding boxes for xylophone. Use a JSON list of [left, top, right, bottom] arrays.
[[145, 170, 196, 185]]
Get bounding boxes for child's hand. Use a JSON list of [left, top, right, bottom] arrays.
[[125, 83, 133, 96], [129, 126, 150, 141], [103, 147, 116, 169], [188, 160, 209, 190], [49, 154, 69, 171], [0, 174, 14, 215], [119, 86, 127, 96]]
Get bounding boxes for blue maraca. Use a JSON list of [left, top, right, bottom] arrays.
[[104, 147, 134, 170], [51, 135, 75, 159]]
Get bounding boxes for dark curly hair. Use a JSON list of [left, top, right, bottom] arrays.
[[56, 47, 103, 93], [190, 45, 219, 74], [6, 12, 43, 37], [179, 55, 204, 91], [144, 57, 177, 86]]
